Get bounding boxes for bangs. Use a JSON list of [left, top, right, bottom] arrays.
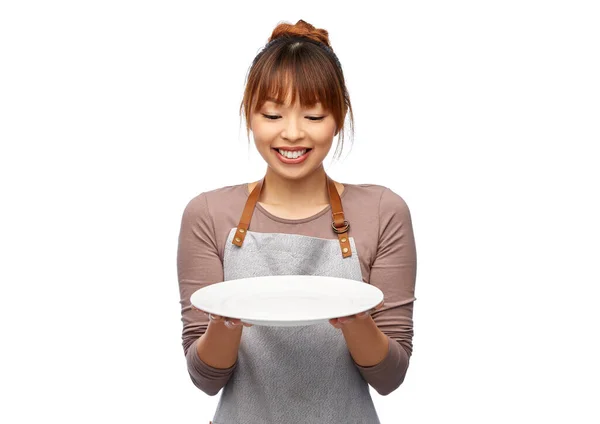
[[249, 48, 342, 114]]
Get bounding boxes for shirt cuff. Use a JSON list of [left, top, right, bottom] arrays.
[[186, 337, 237, 394], [353, 336, 409, 395]]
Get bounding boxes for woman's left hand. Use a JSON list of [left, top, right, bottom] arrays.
[[329, 300, 384, 329]]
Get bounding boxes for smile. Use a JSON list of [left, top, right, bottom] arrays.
[[273, 148, 312, 164]]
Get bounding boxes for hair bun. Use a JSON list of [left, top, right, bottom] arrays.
[[268, 19, 332, 49]]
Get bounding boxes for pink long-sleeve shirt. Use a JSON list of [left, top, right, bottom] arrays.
[[177, 182, 417, 408]]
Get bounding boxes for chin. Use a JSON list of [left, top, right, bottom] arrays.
[[269, 165, 308, 179]]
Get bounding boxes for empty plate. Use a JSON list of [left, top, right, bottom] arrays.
[[190, 275, 384, 327]]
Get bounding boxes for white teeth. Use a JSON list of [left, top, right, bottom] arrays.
[[278, 149, 306, 159]]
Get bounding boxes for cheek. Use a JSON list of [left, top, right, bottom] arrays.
[[258, 123, 276, 137], [317, 118, 338, 139], [313, 124, 337, 146], [250, 121, 272, 147]]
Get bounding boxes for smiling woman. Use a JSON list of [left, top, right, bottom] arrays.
[[239, 20, 354, 163], [177, 18, 417, 424]]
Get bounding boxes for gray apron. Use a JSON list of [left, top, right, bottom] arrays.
[[210, 176, 380, 424]]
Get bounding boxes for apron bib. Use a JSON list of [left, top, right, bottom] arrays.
[[210, 175, 380, 424]]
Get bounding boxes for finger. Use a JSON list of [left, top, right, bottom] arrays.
[[208, 313, 223, 321], [225, 317, 244, 328], [330, 319, 343, 329], [355, 311, 370, 319], [338, 316, 355, 324]]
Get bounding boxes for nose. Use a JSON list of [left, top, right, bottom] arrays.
[[281, 116, 305, 141]]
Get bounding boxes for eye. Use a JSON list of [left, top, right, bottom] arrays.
[[261, 114, 325, 121]]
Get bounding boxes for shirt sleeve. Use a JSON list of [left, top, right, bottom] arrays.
[[177, 192, 237, 396], [353, 187, 418, 396]]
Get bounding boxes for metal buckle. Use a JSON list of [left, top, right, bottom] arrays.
[[331, 220, 350, 234]]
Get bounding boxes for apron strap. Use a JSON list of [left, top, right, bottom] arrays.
[[231, 177, 264, 247], [233, 175, 352, 258], [327, 175, 352, 258]]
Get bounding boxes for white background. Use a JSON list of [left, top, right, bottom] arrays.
[[1, 1, 599, 423]]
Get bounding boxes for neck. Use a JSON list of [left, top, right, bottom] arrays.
[[260, 166, 330, 207]]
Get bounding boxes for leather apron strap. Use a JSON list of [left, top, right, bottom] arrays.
[[232, 175, 352, 258], [326, 175, 352, 258]]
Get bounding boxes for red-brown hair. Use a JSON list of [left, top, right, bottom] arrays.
[[239, 19, 354, 160]]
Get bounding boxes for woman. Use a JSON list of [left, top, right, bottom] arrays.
[[177, 19, 417, 424]]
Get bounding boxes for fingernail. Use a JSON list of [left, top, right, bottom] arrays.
[[226, 320, 238, 328]]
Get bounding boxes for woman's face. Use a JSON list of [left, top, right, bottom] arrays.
[[250, 91, 338, 180]]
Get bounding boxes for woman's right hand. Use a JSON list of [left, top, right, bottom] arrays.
[[192, 305, 253, 329]]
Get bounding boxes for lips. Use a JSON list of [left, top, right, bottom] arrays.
[[273, 148, 312, 164]]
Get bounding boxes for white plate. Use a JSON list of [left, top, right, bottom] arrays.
[[190, 275, 384, 327]]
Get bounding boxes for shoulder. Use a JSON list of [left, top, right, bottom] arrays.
[[344, 183, 413, 242], [344, 183, 410, 215], [182, 183, 248, 221]]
